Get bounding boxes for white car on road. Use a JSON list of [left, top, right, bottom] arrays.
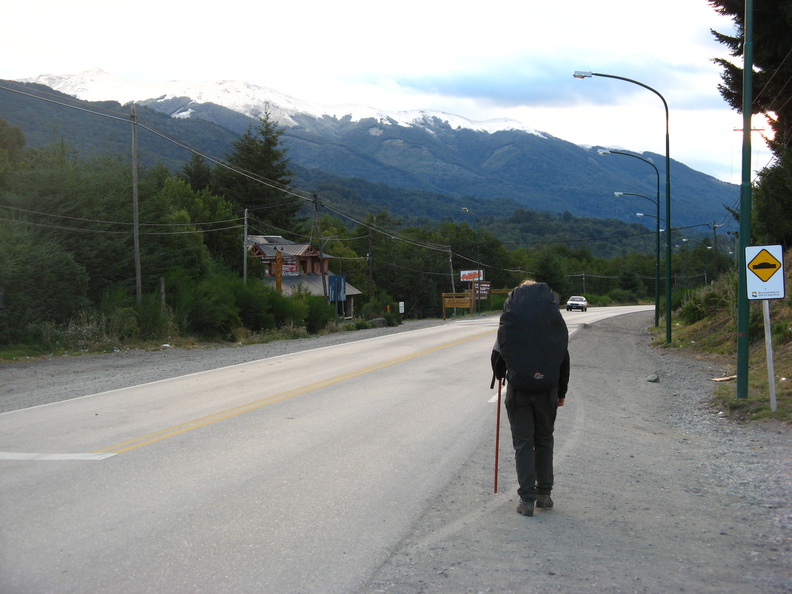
[[566, 295, 588, 311]]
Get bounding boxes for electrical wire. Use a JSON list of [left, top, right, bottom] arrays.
[[0, 80, 708, 280], [0, 204, 240, 227], [0, 216, 242, 235]]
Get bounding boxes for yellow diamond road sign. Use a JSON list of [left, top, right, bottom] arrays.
[[745, 245, 785, 300], [748, 248, 782, 282]]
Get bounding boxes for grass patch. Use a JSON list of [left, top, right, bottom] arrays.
[[664, 262, 792, 425]]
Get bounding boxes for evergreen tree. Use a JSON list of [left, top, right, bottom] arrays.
[[0, 119, 26, 185], [710, 0, 792, 152], [752, 150, 792, 250], [710, 0, 792, 248], [180, 153, 214, 191], [214, 112, 301, 229]]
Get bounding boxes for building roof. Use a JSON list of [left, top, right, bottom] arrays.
[[246, 234, 292, 245], [247, 235, 332, 259]]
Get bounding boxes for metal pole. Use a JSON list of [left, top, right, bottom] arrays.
[[763, 300, 778, 412], [603, 151, 660, 325], [737, 0, 754, 399], [314, 193, 327, 299], [243, 208, 248, 285], [130, 104, 142, 306], [616, 190, 660, 327], [576, 72, 671, 342]]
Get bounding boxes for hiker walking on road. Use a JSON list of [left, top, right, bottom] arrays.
[[491, 280, 570, 517]]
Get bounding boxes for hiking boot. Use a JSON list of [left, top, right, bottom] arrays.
[[536, 494, 554, 509], [516, 499, 534, 516]]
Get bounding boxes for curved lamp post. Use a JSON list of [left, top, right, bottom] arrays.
[[616, 192, 660, 327], [678, 236, 714, 285], [462, 207, 481, 313], [575, 71, 672, 343]]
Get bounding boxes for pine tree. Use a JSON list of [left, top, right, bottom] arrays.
[[180, 153, 214, 191], [214, 112, 302, 229], [710, 0, 792, 152], [710, 1, 792, 247]]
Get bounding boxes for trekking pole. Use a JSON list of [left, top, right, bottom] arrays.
[[494, 378, 502, 494]]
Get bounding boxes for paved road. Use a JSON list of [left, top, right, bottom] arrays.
[[0, 307, 649, 592]]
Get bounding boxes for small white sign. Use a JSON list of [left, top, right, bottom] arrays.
[[745, 245, 785, 300]]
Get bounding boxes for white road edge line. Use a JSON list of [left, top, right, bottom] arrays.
[[0, 452, 117, 461]]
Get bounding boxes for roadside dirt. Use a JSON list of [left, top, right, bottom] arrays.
[[360, 313, 792, 593]]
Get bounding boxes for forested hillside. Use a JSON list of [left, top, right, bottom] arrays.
[[0, 109, 731, 350], [0, 79, 739, 229]]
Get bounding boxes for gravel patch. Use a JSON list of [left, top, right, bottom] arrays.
[[360, 312, 792, 593]]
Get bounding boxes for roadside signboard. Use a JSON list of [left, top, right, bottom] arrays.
[[460, 270, 484, 282], [328, 275, 346, 302], [745, 245, 785, 300], [744, 244, 785, 413]]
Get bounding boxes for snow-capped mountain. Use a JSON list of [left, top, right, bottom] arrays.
[[6, 69, 738, 227], [20, 68, 544, 137]]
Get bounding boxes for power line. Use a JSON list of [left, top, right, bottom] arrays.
[[0, 204, 240, 227], [0, 216, 242, 235]]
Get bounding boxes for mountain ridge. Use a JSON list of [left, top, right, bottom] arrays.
[[20, 68, 542, 136], [2, 70, 738, 229]]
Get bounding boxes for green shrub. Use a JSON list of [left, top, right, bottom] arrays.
[[235, 281, 276, 332], [137, 292, 177, 340], [108, 306, 139, 340], [772, 321, 792, 346], [677, 279, 735, 326], [607, 289, 636, 304], [299, 294, 334, 334], [168, 271, 241, 339], [678, 298, 707, 325], [269, 291, 307, 328]]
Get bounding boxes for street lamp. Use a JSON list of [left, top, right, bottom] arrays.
[[575, 71, 672, 343], [679, 236, 714, 285], [615, 191, 660, 327], [462, 207, 481, 313], [461, 207, 481, 271], [603, 151, 664, 328]]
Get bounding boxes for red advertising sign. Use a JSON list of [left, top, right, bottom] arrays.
[[460, 270, 484, 282]]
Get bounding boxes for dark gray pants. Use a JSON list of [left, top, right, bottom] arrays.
[[505, 386, 558, 501]]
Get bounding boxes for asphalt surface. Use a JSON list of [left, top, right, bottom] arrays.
[[1, 311, 790, 592]]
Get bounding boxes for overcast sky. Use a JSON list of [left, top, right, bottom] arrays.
[[0, 0, 773, 183]]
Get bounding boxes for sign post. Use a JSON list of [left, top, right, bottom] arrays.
[[329, 275, 346, 325], [460, 270, 484, 313], [745, 245, 785, 412]]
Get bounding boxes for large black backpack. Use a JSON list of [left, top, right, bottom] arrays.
[[497, 282, 568, 392]]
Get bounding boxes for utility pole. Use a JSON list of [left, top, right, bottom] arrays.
[[313, 193, 327, 298], [243, 208, 248, 285], [448, 246, 456, 294], [130, 104, 142, 306], [711, 221, 723, 278], [367, 229, 374, 298]]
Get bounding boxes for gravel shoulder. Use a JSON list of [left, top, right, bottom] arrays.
[[2, 312, 790, 592], [361, 312, 791, 593]]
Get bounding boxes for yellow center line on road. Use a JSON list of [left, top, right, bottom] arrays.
[[95, 328, 495, 455]]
